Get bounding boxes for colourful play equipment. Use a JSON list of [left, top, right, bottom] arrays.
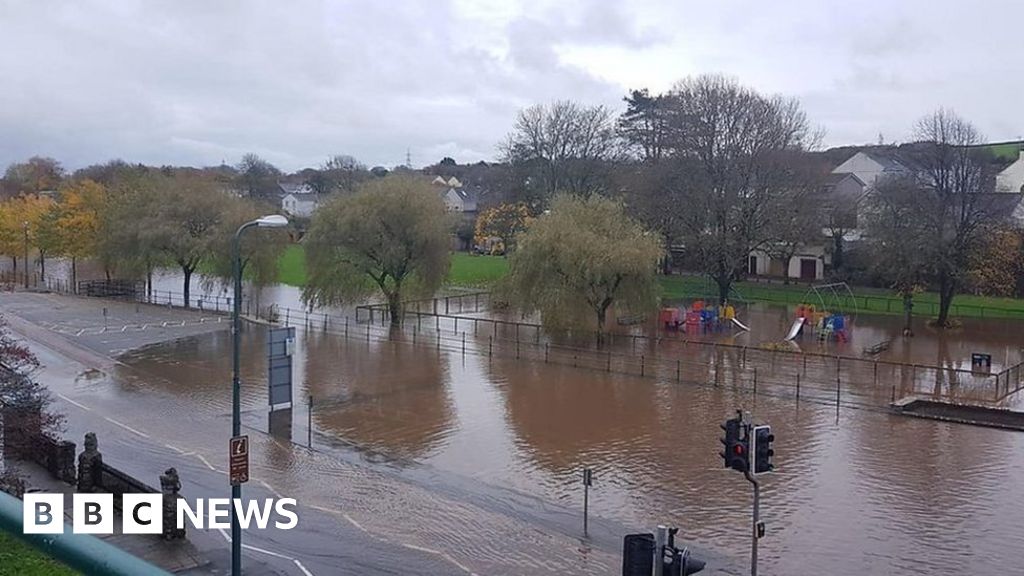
[[661, 300, 747, 333], [787, 283, 858, 343]]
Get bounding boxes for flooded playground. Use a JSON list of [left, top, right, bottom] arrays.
[[105, 282, 1024, 576]]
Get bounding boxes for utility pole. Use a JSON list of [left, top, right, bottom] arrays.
[[743, 469, 760, 576], [22, 221, 29, 289]]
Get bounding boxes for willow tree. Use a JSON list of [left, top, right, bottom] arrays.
[[303, 176, 451, 325], [504, 194, 662, 344]]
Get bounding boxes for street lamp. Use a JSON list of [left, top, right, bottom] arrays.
[[230, 214, 288, 576], [22, 221, 29, 289]]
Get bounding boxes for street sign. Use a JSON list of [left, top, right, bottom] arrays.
[[229, 435, 249, 486], [268, 327, 296, 409]]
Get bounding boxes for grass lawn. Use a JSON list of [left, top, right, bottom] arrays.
[[0, 532, 77, 576], [985, 142, 1023, 161], [276, 245, 508, 289], [276, 244, 1024, 319]]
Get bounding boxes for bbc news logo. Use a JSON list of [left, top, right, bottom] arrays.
[[24, 494, 298, 534]]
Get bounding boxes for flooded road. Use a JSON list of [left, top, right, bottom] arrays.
[[117, 310, 1024, 576]]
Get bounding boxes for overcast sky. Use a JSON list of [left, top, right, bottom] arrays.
[[1, 0, 1021, 172]]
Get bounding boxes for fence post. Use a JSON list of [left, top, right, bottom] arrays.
[[796, 373, 801, 400], [489, 336, 492, 358], [545, 343, 549, 363], [308, 396, 313, 448], [873, 361, 878, 386], [891, 384, 896, 403], [454, 316, 458, 334], [462, 333, 466, 356], [641, 355, 645, 377], [345, 316, 349, 338], [366, 324, 370, 343], [516, 340, 520, 359], [676, 359, 680, 382], [753, 367, 758, 395], [606, 351, 611, 372]]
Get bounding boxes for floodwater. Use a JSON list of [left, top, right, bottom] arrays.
[[116, 293, 1024, 576]]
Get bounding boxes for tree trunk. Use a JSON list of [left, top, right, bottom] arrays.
[[716, 275, 731, 306], [11, 256, 16, 273], [147, 266, 153, 299], [39, 251, 45, 281], [936, 273, 955, 328], [595, 307, 606, 348], [182, 266, 193, 309], [902, 291, 914, 337], [386, 291, 402, 327], [71, 257, 77, 294]]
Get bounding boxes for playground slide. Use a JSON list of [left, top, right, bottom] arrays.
[[785, 317, 805, 341], [731, 318, 750, 331]]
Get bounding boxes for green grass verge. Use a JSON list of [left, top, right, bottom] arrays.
[[985, 142, 1023, 161], [277, 244, 308, 287], [0, 532, 77, 576], [658, 276, 1024, 319], [276, 244, 1024, 319], [276, 245, 508, 289]]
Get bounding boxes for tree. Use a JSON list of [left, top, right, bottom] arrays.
[[439, 157, 457, 166], [0, 194, 54, 278], [502, 100, 620, 207], [203, 199, 289, 289], [906, 109, 996, 328], [2, 157, 64, 198], [503, 194, 662, 344], [967, 226, 1023, 298], [617, 89, 672, 163], [235, 153, 281, 198], [864, 174, 933, 336], [667, 75, 812, 303], [1, 315, 64, 463], [303, 176, 451, 325], [473, 203, 532, 254], [49, 180, 107, 288], [306, 155, 367, 194]]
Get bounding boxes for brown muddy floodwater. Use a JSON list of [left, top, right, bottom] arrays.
[[117, 295, 1024, 576]]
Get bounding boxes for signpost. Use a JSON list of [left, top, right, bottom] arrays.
[[268, 326, 295, 409], [229, 435, 249, 486]]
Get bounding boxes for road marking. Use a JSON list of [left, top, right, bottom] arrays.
[[165, 443, 186, 454], [258, 479, 282, 499], [103, 416, 150, 438], [56, 394, 92, 411], [217, 528, 316, 576], [194, 453, 219, 472]]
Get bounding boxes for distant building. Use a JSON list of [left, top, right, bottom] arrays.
[[281, 193, 321, 218], [442, 187, 478, 213], [996, 150, 1024, 194]]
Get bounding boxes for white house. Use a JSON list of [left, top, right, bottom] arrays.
[[830, 151, 908, 188], [996, 151, 1024, 194], [281, 193, 321, 218]]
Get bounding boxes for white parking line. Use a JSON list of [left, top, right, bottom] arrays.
[[103, 416, 150, 438], [217, 528, 315, 576], [56, 393, 92, 411], [194, 453, 219, 472]]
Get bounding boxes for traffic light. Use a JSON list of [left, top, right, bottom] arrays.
[[751, 425, 775, 475], [719, 413, 749, 473]]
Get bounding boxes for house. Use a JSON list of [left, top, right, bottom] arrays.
[[996, 151, 1024, 194], [442, 187, 478, 213], [281, 193, 321, 218], [830, 151, 908, 188]]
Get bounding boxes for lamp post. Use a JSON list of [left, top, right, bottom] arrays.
[[230, 214, 287, 576], [22, 221, 29, 289]]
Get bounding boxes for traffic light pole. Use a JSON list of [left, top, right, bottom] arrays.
[[743, 469, 760, 576]]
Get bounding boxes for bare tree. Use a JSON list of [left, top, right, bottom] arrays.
[[2, 156, 64, 198], [307, 154, 368, 194], [668, 75, 813, 303], [864, 174, 934, 336], [235, 153, 281, 198], [502, 101, 620, 207], [907, 109, 996, 327]]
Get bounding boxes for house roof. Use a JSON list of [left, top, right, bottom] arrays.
[[823, 172, 866, 187], [278, 182, 314, 196]]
